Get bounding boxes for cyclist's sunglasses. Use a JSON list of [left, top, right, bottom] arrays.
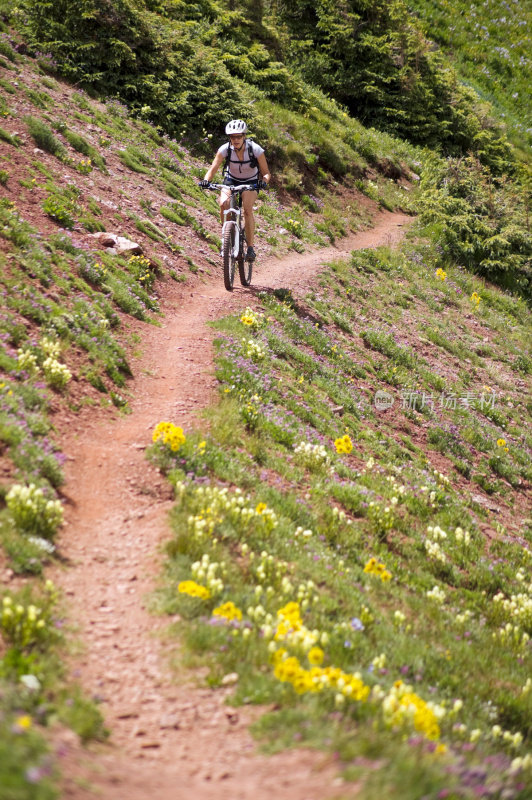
[[229, 133, 244, 140]]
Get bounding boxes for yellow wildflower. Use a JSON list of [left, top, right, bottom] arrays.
[[153, 421, 186, 452], [334, 434, 353, 454], [364, 557, 392, 582], [213, 601, 242, 622], [308, 646, 324, 666], [178, 580, 210, 599]]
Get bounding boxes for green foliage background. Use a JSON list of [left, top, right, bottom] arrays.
[[407, 0, 532, 156], [13, 0, 250, 132], [263, 0, 511, 167], [419, 156, 532, 298], [8, 0, 514, 172]]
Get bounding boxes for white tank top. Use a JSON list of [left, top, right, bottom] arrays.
[[218, 139, 264, 181]]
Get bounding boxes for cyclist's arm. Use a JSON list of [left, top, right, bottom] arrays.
[[257, 153, 271, 186], [204, 151, 225, 183]]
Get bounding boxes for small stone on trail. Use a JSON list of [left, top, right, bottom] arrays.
[[117, 710, 139, 720], [221, 672, 239, 686], [159, 713, 180, 730]]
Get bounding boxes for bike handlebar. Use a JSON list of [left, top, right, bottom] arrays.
[[200, 182, 265, 192]]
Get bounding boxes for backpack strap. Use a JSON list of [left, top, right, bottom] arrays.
[[223, 139, 260, 178], [223, 141, 231, 177], [247, 140, 259, 171]]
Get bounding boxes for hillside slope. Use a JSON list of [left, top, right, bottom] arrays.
[[0, 42, 415, 799], [0, 17, 531, 800]]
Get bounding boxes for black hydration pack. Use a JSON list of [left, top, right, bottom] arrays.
[[223, 139, 260, 178]]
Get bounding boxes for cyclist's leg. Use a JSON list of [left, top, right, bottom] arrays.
[[242, 189, 257, 247], [219, 187, 231, 225]]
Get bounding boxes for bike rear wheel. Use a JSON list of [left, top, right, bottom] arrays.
[[238, 231, 252, 286], [222, 225, 236, 291]]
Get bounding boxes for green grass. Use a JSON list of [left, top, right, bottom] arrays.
[[0, 38, 17, 62], [150, 238, 532, 798], [24, 116, 66, 159], [117, 146, 154, 174], [0, 582, 107, 797], [408, 0, 532, 156], [25, 87, 52, 109], [0, 191, 161, 576], [54, 123, 106, 170]]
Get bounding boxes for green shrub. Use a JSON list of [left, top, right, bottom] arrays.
[[0, 126, 20, 146], [0, 38, 16, 62], [160, 204, 190, 226], [80, 213, 105, 232], [419, 156, 532, 301], [42, 196, 75, 229], [25, 116, 66, 159], [26, 88, 51, 109], [56, 688, 107, 743], [270, 0, 513, 167], [118, 147, 152, 174], [0, 710, 58, 799], [0, 198, 33, 247], [19, 0, 247, 136], [61, 127, 106, 169]]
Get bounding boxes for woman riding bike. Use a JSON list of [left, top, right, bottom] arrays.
[[200, 119, 271, 263]]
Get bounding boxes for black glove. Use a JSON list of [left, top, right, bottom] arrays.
[[257, 179, 268, 190], [199, 179, 210, 188]]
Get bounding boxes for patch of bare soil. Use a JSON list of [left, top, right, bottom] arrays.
[[48, 212, 412, 800]]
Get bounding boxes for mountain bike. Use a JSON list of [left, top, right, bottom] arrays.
[[203, 183, 257, 291]]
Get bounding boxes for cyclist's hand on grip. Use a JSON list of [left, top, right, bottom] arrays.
[[257, 179, 268, 191], [199, 179, 211, 189]]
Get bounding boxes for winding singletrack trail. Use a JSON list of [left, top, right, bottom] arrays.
[[52, 212, 411, 800]]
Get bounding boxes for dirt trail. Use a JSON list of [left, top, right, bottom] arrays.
[[52, 212, 411, 800]]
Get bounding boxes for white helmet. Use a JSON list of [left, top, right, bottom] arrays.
[[225, 119, 247, 135]]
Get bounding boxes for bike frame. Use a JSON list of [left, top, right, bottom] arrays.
[[202, 182, 258, 291], [221, 191, 244, 260]]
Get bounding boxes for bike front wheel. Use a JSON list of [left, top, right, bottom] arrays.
[[238, 235, 252, 287], [222, 225, 236, 292]]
